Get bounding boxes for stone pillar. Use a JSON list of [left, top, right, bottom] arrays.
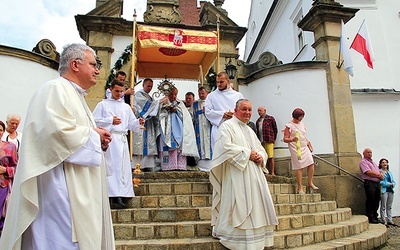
[[298, 0, 360, 173], [86, 31, 114, 110], [96, 0, 107, 8]]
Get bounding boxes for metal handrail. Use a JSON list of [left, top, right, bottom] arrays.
[[312, 154, 364, 183]]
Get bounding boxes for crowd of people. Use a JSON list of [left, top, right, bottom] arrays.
[[0, 42, 396, 249]]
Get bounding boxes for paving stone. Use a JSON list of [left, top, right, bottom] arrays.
[[174, 183, 192, 195], [192, 195, 207, 207], [149, 183, 172, 195], [155, 224, 175, 238], [117, 210, 132, 222], [192, 182, 211, 194], [177, 224, 195, 238], [176, 195, 190, 207], [159, 195, 176, 207]]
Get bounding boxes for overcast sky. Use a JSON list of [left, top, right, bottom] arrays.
[[0, 0, 250, 58]]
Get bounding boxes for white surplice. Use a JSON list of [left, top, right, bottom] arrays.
[[210, 116, 278, 250], [204, 88, 244, 148], [93, 98, 142, 197]]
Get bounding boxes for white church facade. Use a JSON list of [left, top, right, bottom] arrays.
[[243, 0, 400, 216]]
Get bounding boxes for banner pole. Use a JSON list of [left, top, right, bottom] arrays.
[[130, 9, 137, 161], [217, 14, 220, 74]]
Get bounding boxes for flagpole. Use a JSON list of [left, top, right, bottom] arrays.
[[337, 20, 343, 69], [216, 14, 220, 73], [337, 48, 342, 69], [130, 9, 137, 161]]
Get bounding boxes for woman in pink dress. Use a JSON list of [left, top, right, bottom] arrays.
[[283, 108, 318, 194], [0, 120, 18, 234]]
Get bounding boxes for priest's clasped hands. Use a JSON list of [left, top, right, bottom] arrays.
[[250, 149, 263, 166]]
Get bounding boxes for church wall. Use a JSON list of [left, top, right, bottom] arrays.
[[0, 54, 59, 129], [337, 0, 400, 90], [246, 0, 400, 216], [244, 0, 274, 59], [245, 0, 315, 64], [248, 0, 400, 90], [240, 67, 334, 157]]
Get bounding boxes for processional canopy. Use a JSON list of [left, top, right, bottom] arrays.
[[136, 25, 218, 80]]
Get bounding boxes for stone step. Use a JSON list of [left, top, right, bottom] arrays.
[[134, 182, 212, 196], [112, 207, 211, 224], [114, 221, 212, 240], [138, 171, 211, 183], [114, 208, 351, 241], [134, 181, 311, 196], [125, 193, 326, 209], [111, 201, 342, 226], [273, 215, 370, 249], [114, 216, 383, 250], [275, 200, 336, 215], [127, 194, 212, 208], [115, 237, 226, 250], [292, 223, 388, 250], [138, 171, 293, 184], [271, 193, 322, 204], [276, 208, 352, 231]]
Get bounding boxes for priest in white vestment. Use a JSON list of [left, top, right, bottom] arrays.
[[193, 87, 212, 171], [93, 79, 144, 209], [132, 78, 167, 171], [205, 72, 244, 149], [210, 99, 278, 250], [0, 44, 115, 250]]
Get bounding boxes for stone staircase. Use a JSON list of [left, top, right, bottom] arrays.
[[113, 172, 387, 249]]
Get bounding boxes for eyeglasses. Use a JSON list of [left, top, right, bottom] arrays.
[[74, 58, 102, 70]]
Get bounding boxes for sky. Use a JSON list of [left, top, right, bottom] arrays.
[[0, 0, 250, 58]]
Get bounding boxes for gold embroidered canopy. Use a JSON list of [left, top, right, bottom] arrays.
[[135, 25, 218, 80]]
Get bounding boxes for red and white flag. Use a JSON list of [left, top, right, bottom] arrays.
[[340, 20, 354, 76], [350, 20, 375, 69]]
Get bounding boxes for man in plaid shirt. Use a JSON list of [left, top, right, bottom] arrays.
[[256, 106, 278, 175]]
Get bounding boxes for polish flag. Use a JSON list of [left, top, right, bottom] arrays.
[[350, 20, 375, 69], [340, 20, 354, 76]]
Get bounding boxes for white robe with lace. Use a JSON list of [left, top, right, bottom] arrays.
[[204, 88, 243, 148], [93, 98, 142, 197]]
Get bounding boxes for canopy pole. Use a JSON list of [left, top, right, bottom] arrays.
[[216, 14, 220, 73], [130, 9, 138, 161], [199, 65, 203, 86]]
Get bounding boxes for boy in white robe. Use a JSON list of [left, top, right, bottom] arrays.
[[93, 79, 144, 208]]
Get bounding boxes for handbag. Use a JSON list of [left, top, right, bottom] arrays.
[[307, 141, 314, 153]]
